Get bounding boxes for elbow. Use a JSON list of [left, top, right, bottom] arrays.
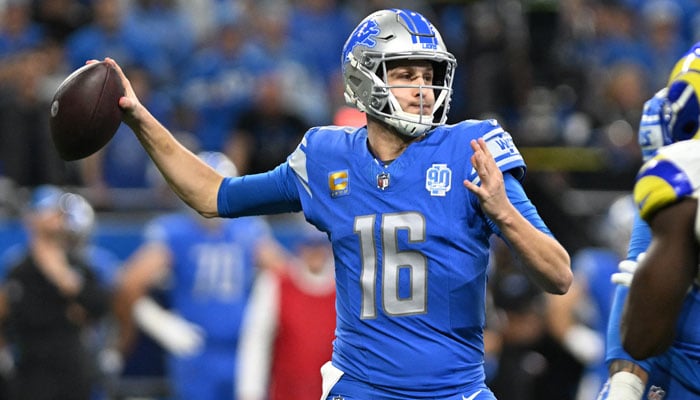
[[559, 267, 574, 294], [557, 251, 574, 294], [530, 265, 573, 295], [198, 209, 219, 219], [621, 324, 671, 360], [622, 337, 659, 361], [183, 192, 219, 218], [545, 257, 573, 295], [549, 269, 573, 295]]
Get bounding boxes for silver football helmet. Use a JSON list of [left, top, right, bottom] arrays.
[[342, 9, 456, 137]]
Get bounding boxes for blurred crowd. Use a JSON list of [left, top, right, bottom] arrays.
[[0, 0, 695, 399], [0, 0, 697, 249]]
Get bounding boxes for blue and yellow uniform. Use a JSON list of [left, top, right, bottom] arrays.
[[620, 140, 700, 397], [635, 142, 700, 221], [603, 42, 700, 399]]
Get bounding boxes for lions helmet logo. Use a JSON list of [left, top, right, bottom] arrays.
[[342, 19, 380, 68]]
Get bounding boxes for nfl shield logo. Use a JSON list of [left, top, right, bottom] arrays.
[[377, 172, 390, 190]]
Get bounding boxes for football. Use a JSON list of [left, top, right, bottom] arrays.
[[49, 61, 124, 161]]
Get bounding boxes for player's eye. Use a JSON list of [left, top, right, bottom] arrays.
[[392, 71, 411, 80]]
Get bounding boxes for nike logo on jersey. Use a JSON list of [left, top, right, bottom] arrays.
[[463, 389, 482, 400]]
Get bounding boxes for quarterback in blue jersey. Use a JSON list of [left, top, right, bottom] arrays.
[[100, 8, 572, 400], [599, 43, 700, 400]]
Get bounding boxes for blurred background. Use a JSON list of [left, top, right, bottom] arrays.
[[0, 0, 692, 399]]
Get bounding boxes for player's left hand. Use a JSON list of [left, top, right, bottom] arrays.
[[463, 138, 509, 220]]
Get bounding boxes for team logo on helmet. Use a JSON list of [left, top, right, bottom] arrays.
[[342, 19, 380, 66], [667, 73, 700, 142]]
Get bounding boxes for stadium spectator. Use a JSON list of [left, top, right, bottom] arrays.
[[245, 4, 331, 126], [121, 0, 195, 89], [0, 48, 80, 187], [488, 237, 583, 400], [0, 185, 112, 400], [0, 0, 44, 58], [237, 220, 336, 400], [31, 0, 91, 44], [177, 4, 271, 152], [225, 70, 310, 175], [63, 0, 137, 72]]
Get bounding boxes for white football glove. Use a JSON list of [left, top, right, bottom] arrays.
[[638, 89, 672, 161], [562, 324, 604, 365], [611, 253, 646, 287], [597, 371, 645, 400], [133, 297, 205, 357]]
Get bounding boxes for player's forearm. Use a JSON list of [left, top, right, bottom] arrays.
[[622, 207, 696, 359], [32, 241, 84, 296], [237, 272, 278, 399], [126, 107, 222, 217], [110, 56, 219, 215], [499, 208, 572, 294]]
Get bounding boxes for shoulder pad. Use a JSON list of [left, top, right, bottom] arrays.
[[634, 141, 700, 220], [482, 123, 526, 181]]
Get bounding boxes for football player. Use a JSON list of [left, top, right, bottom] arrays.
[[112, 152, 288, 400], [103, 8, 571, 399], [599, 43, 700, 399]]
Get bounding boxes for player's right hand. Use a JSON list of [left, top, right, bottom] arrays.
[[100, 57, 143, 126], [638, 89, 672, 161], [611, 253, 646, 287]]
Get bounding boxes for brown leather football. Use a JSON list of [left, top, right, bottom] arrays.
[[49, 61, 124, 161]]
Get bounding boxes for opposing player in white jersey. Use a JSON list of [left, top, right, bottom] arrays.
[[99, 8, 572, 399], [622, 87, 700, 397], [598, 43, 700, 400]]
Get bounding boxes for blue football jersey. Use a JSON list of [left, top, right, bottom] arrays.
[[144, 212, 271, 344], [218, 120, 548, 397], [294, 120, 526, 394]]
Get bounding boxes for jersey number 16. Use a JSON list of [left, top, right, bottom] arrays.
[[354, 212, 428, 319]]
